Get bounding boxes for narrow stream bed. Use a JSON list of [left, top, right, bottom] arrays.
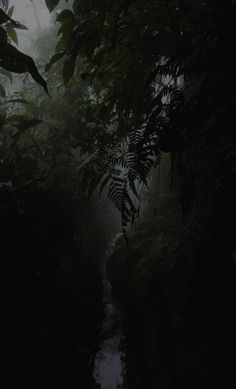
[[93, 234, 128, 389]]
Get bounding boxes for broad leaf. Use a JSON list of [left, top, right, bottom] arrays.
[[57, 9, 74, 23], [45, 51, 65, 72], [63, 54, 76, 84], [0, 82, 6, 97], [6, 26, 18, 45], [0, 43, 49, 95], [6, 115, 42, 131], [45, 0, 60, 13], [7, 5, 14, 18]]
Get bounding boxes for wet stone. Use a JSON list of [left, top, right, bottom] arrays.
[[93, 234, 128, 389]]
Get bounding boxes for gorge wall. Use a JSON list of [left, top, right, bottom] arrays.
[[108, 140, 236, 389]]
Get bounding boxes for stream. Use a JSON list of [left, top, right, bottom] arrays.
[[93, 234, 128, 389]]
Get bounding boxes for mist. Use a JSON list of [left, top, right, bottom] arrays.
[[1, 1, 235, 388]]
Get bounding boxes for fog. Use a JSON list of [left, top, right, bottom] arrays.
[[11, 0, 50, 28], [8, 0, 50, 53]]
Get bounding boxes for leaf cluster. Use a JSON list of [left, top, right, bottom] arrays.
[[40, 1, 236, 232], [0, 4, 48, 96]]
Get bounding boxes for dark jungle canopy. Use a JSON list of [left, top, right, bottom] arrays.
[[0, 1, 235, 388]]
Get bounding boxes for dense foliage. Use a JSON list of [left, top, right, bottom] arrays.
[[43, 0, 236, 233], [2, 0, 235, 234], [1, 1, 235, 388], [1, 4, 105, 388]]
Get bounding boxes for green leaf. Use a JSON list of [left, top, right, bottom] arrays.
[[6, 114, 28, 123], [18, 118, 42, 131], [57, 9, 75, 23], [0, 83, 6, 97], [7, 5, 14, 18], [0, 43, 49, 95], [6, 26, 18, 45], [44, 119, 64, 128], [0, 7, 10, 24], [6, 115, 42, 131], [0, 25, 8, 41], [0, 108, 6, 128], [45, 52, 65, 72], [57, 17, 75, 37], [63, 54, 76, 84], [45, 0, 60, 13]]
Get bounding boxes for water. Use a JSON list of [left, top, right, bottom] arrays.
[[93, 234, 128, 389]]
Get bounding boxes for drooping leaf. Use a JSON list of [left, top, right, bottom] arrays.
[[10, 20, 28, 30], [0, 7, 27, 29], [0, 42, 49, 95], [44, 119, 64, 128], [0, 82, 6, 97], [18, 118, 42, 131], [57, 9, 75, 23], [0, 7, 10, 24], [0, 25, 7, 41], [45, 51, 65, 72], [6, 115, 42, 131], [6, 26, 18, 45], [0, 108, 6, 128], [7, 5, 14, 18], [63, 54, 76, 84], [45, 0, 60, 13]]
